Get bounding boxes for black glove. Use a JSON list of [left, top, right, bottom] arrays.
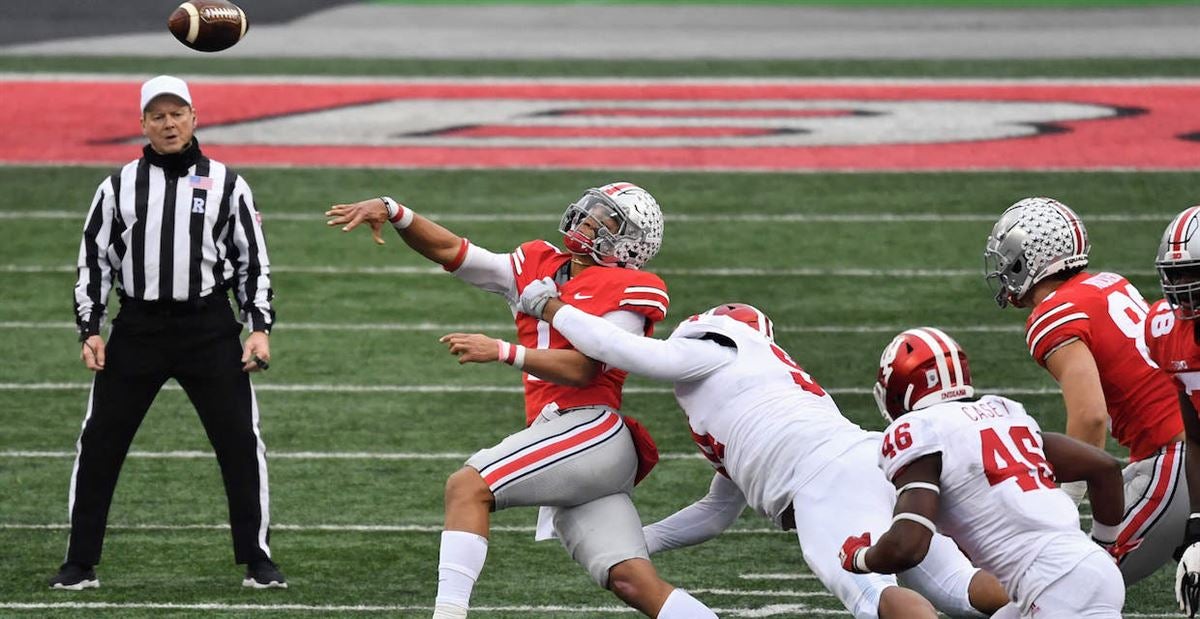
[[1176, 515, 1200, 561]]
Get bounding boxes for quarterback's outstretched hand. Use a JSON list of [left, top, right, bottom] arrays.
[[325, 198, 389, 245], [440, 333, 502, 364], [1179, 543, 1200, 617], [839, 533, 872, 574], [518, 276, 560, 319]]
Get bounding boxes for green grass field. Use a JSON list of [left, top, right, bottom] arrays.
[[0, 56, 1194, 616]]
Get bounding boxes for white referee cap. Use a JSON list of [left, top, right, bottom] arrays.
[[140, 75, 192, 112]]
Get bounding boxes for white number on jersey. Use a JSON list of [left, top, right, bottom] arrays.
[[1106, 284, 1157, 368], [1149, 304, 1176, 339]]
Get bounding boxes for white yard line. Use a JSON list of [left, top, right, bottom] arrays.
[[0, 522, 788, 535], [0, 450, 702, 461], [740, 573, 819, 580], [0, 601, 850, 617], [0, 210, 1175, 223], [0, 320, 1024, 334], [0, 264, 1158, 278], [0, 382, 1063, 396], [693, 589, 832, 598]]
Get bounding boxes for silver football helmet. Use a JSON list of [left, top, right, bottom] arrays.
[[1157, 206, 1200, 319], [559, 182, 664, 270], [983, 197, 1090, 308]]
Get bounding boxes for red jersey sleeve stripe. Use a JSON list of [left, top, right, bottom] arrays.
[[620, 298, 668, 315], [623, 286, 670, 302], [1025, 302, 1077, 348], [1028, 313, 1089, 357], [443, 238, 471, 273]]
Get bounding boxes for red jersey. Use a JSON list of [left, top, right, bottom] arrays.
[[1024, 271, 1180, 460], [1146, 299, 1200, 415], [511, 240, 669, 425]]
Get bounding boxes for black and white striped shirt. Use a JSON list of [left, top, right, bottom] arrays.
[[74, 143, 274, 338]]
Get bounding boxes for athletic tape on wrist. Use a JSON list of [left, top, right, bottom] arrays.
[[497, 340, 526, 369], [382, 196, 414, 229], [1090, 521, 1119, 545], [893, 512, 937, 534], [897, 481, 940, 496], [854, 547, 870, 573]]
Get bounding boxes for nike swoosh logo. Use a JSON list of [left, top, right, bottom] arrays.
[[573, 293, 594, 300]]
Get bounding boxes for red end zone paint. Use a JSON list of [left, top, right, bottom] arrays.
[[1, 78, 1198, 171]]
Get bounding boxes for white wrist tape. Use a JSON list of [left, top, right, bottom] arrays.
[[854, 547, 870, 573], [893, 512, 937, 534], [897, 481, 941, 496], [496, 340, 526, 369], [1090, 520, 1120, 545], [381, 196, 414, 230]]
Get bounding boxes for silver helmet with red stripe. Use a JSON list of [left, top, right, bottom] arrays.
[[984, 197, 1090, 308], [1157, 206, 1200, 319], [559, 181, 664, 270], [874, 327, 974, 421]]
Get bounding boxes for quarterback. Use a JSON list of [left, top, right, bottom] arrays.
[[1146, 205, 1200, 616], [326, 183, 716, 618], [841, 327, 1126, 618], [985, 196, 1186, 583], [515, 282, 1009, 619]]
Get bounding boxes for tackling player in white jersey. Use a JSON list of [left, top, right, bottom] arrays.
[[840, 327, 1126, 618], [516, 279, 1009, 619]]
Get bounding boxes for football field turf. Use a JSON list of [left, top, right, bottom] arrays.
[[1, 56, 1197, 617]]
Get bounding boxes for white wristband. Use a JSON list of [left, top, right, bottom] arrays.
[[381, 196, 414, 230], [1090, 520, 1119, 545], [854, 547, 870, 573], [497, 340, 526, 369]]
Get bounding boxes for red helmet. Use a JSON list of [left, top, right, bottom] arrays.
[[874, 327, 974, 421], [705, 303, 774, 341]]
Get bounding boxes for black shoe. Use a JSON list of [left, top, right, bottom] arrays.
[[49, 563, 99, 590], [243, 559, 287, 589]]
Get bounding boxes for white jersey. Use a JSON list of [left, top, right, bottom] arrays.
[[879, 395, 1102, 612], [670, 314, 873, 525]]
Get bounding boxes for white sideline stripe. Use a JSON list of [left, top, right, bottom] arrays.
[[0, 210, 1175, 224], [11, 72, 1200, 86], [0, 382, 1066, 396], [0, 320, 1025, 334], [0, 522, 788, 536], [0, 264, 1159, 278]]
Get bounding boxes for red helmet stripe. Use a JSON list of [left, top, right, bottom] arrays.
[[1171, 206, 1200, 247], [1050, 201, 1085, 255], [904, 328, 952, 393], [925, 326, 963, 387]]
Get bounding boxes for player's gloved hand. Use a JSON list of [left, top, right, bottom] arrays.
[[518, 276, 560, 319], [839, 532, 872, 574], [1178, 542, 1200, 617], [1175, 515, 1200, 561], [1059, 480, 1088, 506]]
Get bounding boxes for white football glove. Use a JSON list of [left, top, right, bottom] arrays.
[[1178, 543, 1200, 617], [517, 276, 560, 319], [1059, 480, 1088, 506]]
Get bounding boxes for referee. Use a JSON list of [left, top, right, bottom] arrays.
[[51, 76, 285, 590]]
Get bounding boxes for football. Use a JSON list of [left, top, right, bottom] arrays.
[[168, 0, 248, 53]]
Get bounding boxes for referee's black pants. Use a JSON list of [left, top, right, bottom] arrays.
[[66, 294, 272, 566]]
